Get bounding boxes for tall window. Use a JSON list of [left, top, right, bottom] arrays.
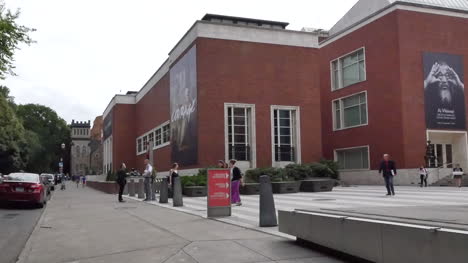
[[331, 48, 366, 90], [137, 138, 142, 154], [148, 132, 154, 147], [162, 124, 170, 143], [335, 146, 369, 170], [227, 106, 251, 161], [155, 129, 162, 146], [142, 136, 148, 151], [76, 145, 80, 158], [333, 92, 367, 130], [272, 107, 299, 163]]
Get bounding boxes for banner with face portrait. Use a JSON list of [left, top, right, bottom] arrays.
[[423, 52, 465, 130], [170, 45, 198, 165]]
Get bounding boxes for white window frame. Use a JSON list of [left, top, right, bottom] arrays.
[[332, 91, 368, 131], [224, 103, 257, 169], [334, 145, 370, 171], [136, 120, 171, 156], [270, 105, 301, 167], [330, 47, 366, 91]]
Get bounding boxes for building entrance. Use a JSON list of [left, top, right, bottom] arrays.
[[427, 130, 468, 170]]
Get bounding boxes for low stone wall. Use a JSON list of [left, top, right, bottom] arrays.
[[87, 181, 119, 194]]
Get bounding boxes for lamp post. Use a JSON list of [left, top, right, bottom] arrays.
[[60, 143, 65, 176]]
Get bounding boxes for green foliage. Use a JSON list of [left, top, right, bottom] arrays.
[[106, 169, 116, 182], [0, 4, 35, 79], [245, 167, 290, 183], [318, 159, 340, 180], [181, 169, 208, 187]]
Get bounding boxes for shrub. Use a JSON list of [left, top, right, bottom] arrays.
[[319, 159, 340, 180], [106, 170, 116, 182], [245, 167, 291, 183], [284, 164, 313, 181]]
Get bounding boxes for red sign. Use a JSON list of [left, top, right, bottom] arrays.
[[208, 169, 231, 207]]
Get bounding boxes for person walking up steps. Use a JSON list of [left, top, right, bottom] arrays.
[[379, 154, 396, 196]]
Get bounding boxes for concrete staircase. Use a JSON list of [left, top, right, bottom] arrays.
[[431, 174, 468, 186]]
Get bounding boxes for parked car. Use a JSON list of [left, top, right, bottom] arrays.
[[0, 173, 50, 208]]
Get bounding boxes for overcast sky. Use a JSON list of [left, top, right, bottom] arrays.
[[3, 0, 358, 124]]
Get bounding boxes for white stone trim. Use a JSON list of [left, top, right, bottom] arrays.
[[270, 105, 302, 167], [103, 95, 136, 120]]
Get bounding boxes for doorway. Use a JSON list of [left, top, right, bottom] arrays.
[[427, 130, 468, 170]]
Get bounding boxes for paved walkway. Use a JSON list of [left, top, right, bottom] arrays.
[[18, 183, 345, 263], [126, 186, 468, 235]]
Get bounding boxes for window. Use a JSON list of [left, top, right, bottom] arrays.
[[335, 146, 369, 170], [227, 106, 252, 161], [162, 124, 170, 143], [82, 147, 86, 156], [155, 129, 162, 146], [333, 92, 367, 130], [148, 132, 154, 147], [272, 106, 300, 163], [142, 136, 148, 151], [76, 146, 80, 158], [137, 138, 142, 154], [331, 48, 366, 90]]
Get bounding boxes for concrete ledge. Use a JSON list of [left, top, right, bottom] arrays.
[[87, 181, 118, 194], [278, 210, 468, 263]]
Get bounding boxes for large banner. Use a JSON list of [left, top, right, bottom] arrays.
[[170, 45, 198, 165], [423, 52, 465, 129]]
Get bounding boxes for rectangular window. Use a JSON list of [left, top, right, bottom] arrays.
[[333, 92, 367, 130], [142, 136, 148, 151], [137, 138, 142, 154], [446, 144, 453, 168], [162, 124, 170, 143], [273, 108, 298, 162], [336, 146, 369, 170], [227, 106, 251, 161], [155, 129, 162, 146], [331, 48, 366, 90], [148, 132, 154, 147]]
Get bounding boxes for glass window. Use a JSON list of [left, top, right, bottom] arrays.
[[162, 124, 170, 143], [155, 129, 162, 146], [336, 147, 369, 170], [331, 48, 366, 90], [227, 106, 251, 161], [143, 136, 148, 151], [446, 144, 453, 168], [137, 138, 142, 153], [148, 132, 154, 148], [333, 92, 367, 130], [273, 109, 297, 162]]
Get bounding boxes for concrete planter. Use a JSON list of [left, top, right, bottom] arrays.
[[300, 178, 334, 192], [87, 181, 119, 194], [271, 181, 301, 194], [240, 183, 260, 195], [183, 186, 207, 197]]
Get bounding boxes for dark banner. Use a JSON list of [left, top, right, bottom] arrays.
[[423, 52, 465, 129], [170, 45, 198, 165], [103, 110, 113, 140]]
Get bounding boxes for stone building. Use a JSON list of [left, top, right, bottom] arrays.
[[70, 120, 91, 177], [89, 116, 103, 175]]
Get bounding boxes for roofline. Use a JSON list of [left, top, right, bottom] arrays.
[[202, 13, 289, 28], [320, 1, 468, 47]]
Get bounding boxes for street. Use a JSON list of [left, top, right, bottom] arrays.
[[0, 203, 45, 263]]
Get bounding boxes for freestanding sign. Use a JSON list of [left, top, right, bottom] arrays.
[[207, 169, 231, 217]]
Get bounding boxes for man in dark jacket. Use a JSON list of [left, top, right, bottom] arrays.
[[379, 154, 396, 196], [116, 163, 128, 202]]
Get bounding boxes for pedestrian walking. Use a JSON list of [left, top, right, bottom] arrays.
[[81, 175, 86, 188], [378, 154, 396, 196], [117, 163, 128, 202], [217, 160, 227, 168], [453, 164, 463, 188], [169, 163, 179, 197], [419, 165, 428, 187], [142, 158, 153, 201], [229, 159, 244, 206]]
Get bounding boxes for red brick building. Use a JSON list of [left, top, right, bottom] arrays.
[[103, 0, 468, 185]]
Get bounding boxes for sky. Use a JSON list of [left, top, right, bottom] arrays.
[[3, 0, 358, 124]]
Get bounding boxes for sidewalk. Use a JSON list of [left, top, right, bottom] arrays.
[[18, 183, 345, 263]]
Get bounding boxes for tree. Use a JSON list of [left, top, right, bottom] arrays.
[[16, 104, 71, 173], [0, 3, 35, 79]]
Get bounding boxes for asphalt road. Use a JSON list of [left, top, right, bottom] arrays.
[[0, 202, 45, 263]]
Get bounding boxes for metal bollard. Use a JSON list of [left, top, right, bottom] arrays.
[[129, 179, 135, 197], [123, 183, 129, 195], [137, 179, 145, 199], [159, 178, 169, 204], [172, 177, 183, 207], [259, 175, 278, 227], [151, 180, 156, 201]]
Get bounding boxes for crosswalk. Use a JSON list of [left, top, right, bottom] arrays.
[[125, 186, 468, 237]]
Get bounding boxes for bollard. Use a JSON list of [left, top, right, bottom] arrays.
[[259, 175, 278, 227], [159, 178, 169, 204], [129, 179, 135, 197], [123, 183, 129, 195], [172, 177, 183, 207], [137, 179, 145, 199], [151, 180, 156, 201]]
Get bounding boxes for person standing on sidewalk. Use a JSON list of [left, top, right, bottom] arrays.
[[116, 163, 128, 202], [229, 159, 244, 206], [379, 154, 396, 196], [419, 165, 428, 187], [169, 163, 179, 197], [453, 164, 463, 188], [143, 158, 153, 201]]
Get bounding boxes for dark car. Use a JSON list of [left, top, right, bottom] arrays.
[[0, 173, 50, 208]]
